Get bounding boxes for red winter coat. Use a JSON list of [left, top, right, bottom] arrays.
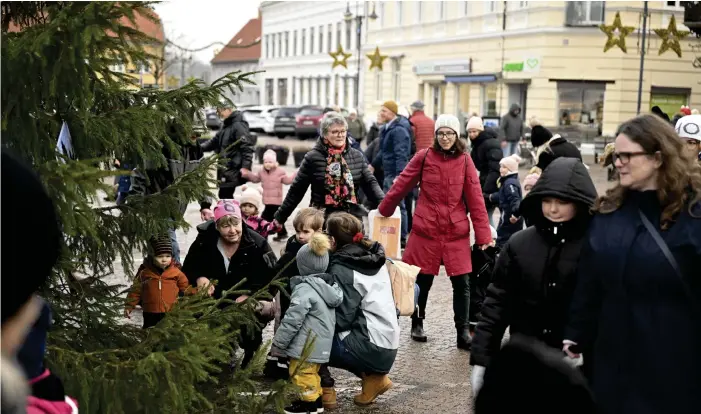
[[409, 111, 435, 152], [378, 148, 492, 276]]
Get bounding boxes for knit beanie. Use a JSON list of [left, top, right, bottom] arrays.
[[2, 151, 60, 326], [530, 125, 553, 147], [466, 116, 484, 132], [435, 114, 461, 135], [523, 173, 540, 189], [240, 185, 263, 212], [150, 235, 172, 256], [500, 155, 521, 173], [263, 149, 277, 164], [214, 199, 242, 222], [296, 233, 330, 276], [382, 100, 398, 115]]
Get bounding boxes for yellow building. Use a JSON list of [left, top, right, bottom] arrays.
[[112, 9, 167, 90], [362, 1, 699, 136]]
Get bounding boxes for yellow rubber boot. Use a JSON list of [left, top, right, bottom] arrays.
[[353, 374, 393, 406], [322, 387, 337, 410]]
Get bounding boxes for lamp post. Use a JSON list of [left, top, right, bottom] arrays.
[[344, 1, 377, 111]]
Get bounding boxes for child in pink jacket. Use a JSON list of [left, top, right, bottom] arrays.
[[239, 186, 281, 238], [242, 149, 296, 241]]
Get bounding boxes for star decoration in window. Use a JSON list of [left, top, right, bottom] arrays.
[[600, 12, 635, 53], [329, 44, 352, 69], [366, 46, 388, 71], [654, 15, 690, 58]]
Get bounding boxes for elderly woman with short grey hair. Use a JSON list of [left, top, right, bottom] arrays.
[[273, 112, 384, 225]]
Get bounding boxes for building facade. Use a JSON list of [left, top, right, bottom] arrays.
[[260, 1, 371, 111], [363, 1, 699, 137], [211, 15, 262, 106]]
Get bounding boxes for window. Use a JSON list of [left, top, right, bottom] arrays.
[[336, 23, 341, 49], [557, 81, 605, 128], [379, 1, 385, 27], [397, 1, 403, 25], [462, 1, 469, 17], [265, 35, 270, 58], [666, 1, 692, 7], [438, 1, 445, 20], [310, 27, 315, 54], [488, 1, 497, 13], [265, 79, 274, 105], [278, 79, 288, 105], [375, 70, 383, 101], [345, 21, 352, 50], [416, 1, 423, 23], [284, 32, 289, 57], [319, 25, 324, 53], [327, 24, 333, 52], [301, 29, 306, 55], [392, 59, 401, 102], [140, 62, 150, 73], [292, 31, 297, 56], [300, 107, 323, 116], [565, 1, 605, 26], [482, 84, 497, 116]]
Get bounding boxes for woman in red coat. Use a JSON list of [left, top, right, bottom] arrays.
[[378, 114, 493, 350]]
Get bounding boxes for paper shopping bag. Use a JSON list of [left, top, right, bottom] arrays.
[[368, 208, 402, 259]]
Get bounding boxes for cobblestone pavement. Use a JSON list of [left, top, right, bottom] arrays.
[[106, 136, 614, 413]]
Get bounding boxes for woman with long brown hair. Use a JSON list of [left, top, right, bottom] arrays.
[[563, 114, 701, 414]]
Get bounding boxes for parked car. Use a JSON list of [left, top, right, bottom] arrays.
[[273, 106, 302, 139], [205, 108, 221, 130], [242, 106, 279, 134], [295, 106, 324, 139]]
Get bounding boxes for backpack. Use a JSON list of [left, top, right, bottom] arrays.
[[385, 258, 420, 316]]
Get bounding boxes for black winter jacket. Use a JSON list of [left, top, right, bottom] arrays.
[[274, 137, 385, 224], [366, 123, 381, 145], [470, 128, 503, 208], [200, 111, 254, 189], [470, 158, 597, 368], [536, 136, 582, 171], [490, 173, 524, 246], [182, 221, 278, 299]]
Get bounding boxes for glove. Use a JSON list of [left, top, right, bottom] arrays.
[[471, 365, 486, 397]]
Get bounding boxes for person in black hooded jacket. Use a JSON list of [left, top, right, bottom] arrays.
[[530, 124, 582, 172], [468, 120, 503, 226], [470, 157, 597, 393]]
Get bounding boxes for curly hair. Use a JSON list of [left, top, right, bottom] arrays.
[[595, 114, 701, 229]]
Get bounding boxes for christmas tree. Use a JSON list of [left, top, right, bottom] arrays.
[[1, 2, 303, 412]]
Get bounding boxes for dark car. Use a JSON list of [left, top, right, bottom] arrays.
[[295, 106, 324, 139], [273, 106, 302, 138], [205, 109, 222, 130]]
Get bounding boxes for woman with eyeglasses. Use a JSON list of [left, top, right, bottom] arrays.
[[273, 111, 384, 228], [563, 114, 701, 414], [378, 114, 493, 349]]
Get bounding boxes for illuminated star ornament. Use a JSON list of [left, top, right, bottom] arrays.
[[654, 15, 690, 58], [367, 46, 388, 71], [329, 44, 352, 69], [600, 12, 635, 53]]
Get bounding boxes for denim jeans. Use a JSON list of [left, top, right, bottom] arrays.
[[502, 141, 520, 157], [319, 335, 365, 387], [168, 227, 181, 264], [383, 176, 408, 240]]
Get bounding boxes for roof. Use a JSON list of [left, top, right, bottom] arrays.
[[118, 8, 164, 43], [211, 17, 261, 64]]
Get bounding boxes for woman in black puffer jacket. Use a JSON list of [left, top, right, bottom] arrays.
[[273, 112, 384, 226]]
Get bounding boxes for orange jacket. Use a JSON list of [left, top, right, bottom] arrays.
[[409, 111, 435, 152], [126, 262, 193, 314]]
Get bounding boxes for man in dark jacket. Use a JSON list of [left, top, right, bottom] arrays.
[[182, 199, 278, 368], [200, 104, 254, 199], [500, 103, 524, 157], [469, 126, 503, 227], [530, 124, 582, 171], [373, 100, 411, 243]]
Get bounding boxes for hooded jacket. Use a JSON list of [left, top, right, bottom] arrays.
[[470, 158, 597, 368], [491, 173, 524, 246], [200, 111, 254, 189], [244, 166, 296, 206], [470, 128, 503, 206], [273, 274, 343, 363], [329, 242, 399, 374], [126, 260, 192, 314], [374, 115, 413, 177], [500, 104, 524, 142]]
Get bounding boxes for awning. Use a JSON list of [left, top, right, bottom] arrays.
[[445, 74, 498, 84]]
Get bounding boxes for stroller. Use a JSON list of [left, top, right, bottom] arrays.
[[469, 244, 500, 334]]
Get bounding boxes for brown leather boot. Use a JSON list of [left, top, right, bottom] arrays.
[[322, 387, 337, 410], [353, 374, 393, 406]]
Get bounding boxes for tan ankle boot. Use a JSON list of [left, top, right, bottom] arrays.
[[322, 387, 337, 410], [353, 374, 393, 406]]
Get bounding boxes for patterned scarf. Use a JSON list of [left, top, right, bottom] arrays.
[[323, 139, 357, 207]]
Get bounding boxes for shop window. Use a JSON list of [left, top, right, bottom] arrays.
[[375, 70, 383, 101], [557, 81, 605, 128], [566, 1, 605, 26], [392, 59, 401, 102], [265, 79, 274, 105], [482, 84, 498, 117]]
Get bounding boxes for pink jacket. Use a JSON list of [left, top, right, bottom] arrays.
[[27, 370, 78, 414], [245, 215, 280, 238], [246, 167, 296, 206]]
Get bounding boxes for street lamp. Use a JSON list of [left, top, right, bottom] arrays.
[[344, 1, 377, 111]]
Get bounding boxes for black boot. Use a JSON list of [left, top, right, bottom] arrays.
[[411, 319, 427, 342], [457, 328, 472, 350]]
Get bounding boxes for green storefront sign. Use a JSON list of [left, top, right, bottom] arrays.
[[503, 62, 524, 72], [503, 57, 541, 73], [650, 93, 687, 118]]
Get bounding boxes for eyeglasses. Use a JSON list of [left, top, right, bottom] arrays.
[[329, 130, 347, 136], [686, 139, 699, 147], [436, 132, 457, 139], [612, 151, 649, 164]]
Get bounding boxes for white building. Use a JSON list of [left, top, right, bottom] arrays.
[[260, 1, 372, 111], [211, 15, 262, 106]]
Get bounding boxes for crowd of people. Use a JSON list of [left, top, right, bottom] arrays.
[[3, 95, 701, 414]]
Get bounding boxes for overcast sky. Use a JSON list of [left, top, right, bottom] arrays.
[[154, 1, 262, 63]]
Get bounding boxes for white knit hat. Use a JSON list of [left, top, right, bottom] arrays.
[[435, 114, 461, 135], [676, 114, 701, 142], [239, 186, 263, 212], [466, 116, 484, 132], [500, 155, 522, 173]]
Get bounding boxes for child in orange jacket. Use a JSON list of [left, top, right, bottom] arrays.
[[125, 235, 192, 328]]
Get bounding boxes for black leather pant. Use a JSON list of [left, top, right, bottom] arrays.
[[413, 273, 470, 331]]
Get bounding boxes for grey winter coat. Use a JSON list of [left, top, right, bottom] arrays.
[[272, 274, 343, 364], [500, 103, 524, 142]]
